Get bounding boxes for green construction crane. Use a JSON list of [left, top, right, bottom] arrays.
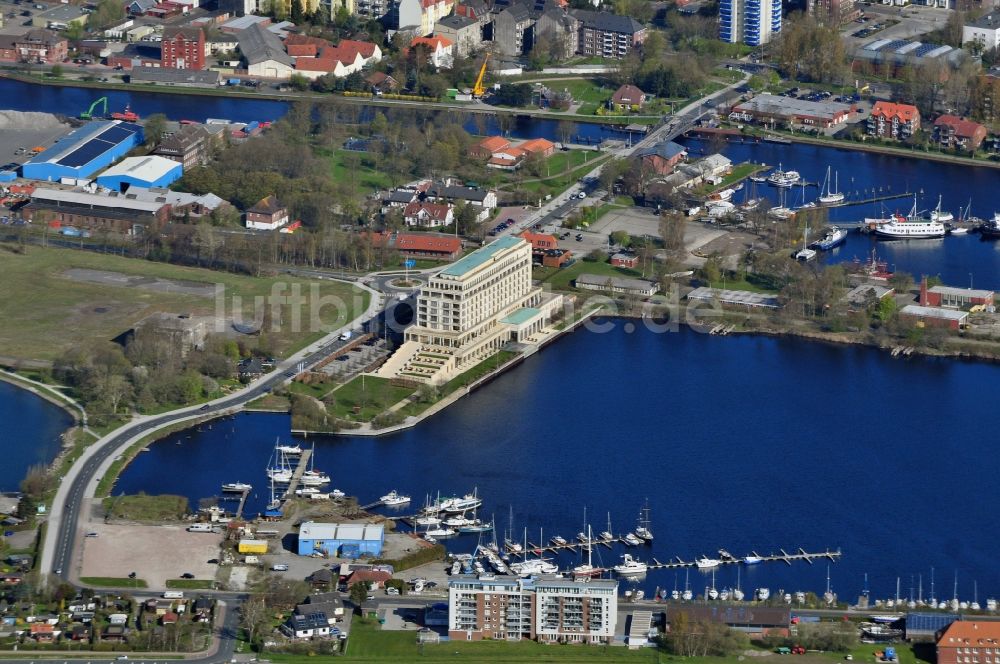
[[80, 97, 108, 120]]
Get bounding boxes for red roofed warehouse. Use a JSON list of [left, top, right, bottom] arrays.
[[395, 232, 462, 260], [868, 101, 920, 140], [933, 114, 987, 151], [520, 138, 555, 158], [937, 621, 1000, 664], [469, 136, 509, 159], [517, 230, 558, 251]]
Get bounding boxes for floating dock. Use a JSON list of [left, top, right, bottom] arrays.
[[281, 448, 312, 499]]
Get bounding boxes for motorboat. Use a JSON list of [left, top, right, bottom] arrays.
[[695, 557, 720, 569], [768, 206, 794, 220], [458, 521, 493, 534], [425, 526, 457, 538], [794, 247, 817, 262], [980, 212, 1000, 238], [810, 226, 848, 251], [222, 482, 252, 492], [380, 490, 411, 506], [443, 515, 477, 528], [550, 535, 568, 546], [299, 470, 332, 486], [576, 532, 591, 544], [795, 591, 806, 603], [733, 588, 745, 601], [613, 554, 648, 576], [599, 531, 614, 542], [295, 487, 321, 496], [708, 587, 719, 600], [767, 164, 801, 187], [572, 563, 604, 578], [276, 444, 302, 455], [415, 514, 441, 526], [624, 533, 644, 546], [504, 538, 523, 554], [743, 555, 763, 565], [439, 491, 482, 513]]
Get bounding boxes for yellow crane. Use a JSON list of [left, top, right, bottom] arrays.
[[472, 53, 490, 98]]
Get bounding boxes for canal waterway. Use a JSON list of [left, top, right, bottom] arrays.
[[0, 379, 73, 492], [114, 324, 1000, 601], [679, 136, 1000, 289]]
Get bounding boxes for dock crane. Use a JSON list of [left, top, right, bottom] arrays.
[[472, 53, 490, 98], [80, 97, 108, 120]]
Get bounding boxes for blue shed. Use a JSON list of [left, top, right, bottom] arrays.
[[297, 522, 384, 557], [22, 121, 143, 182], [95, 155, 183, 191]]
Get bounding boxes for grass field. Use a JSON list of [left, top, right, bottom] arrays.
[[398, 351, 518, 417], [269, 617, 666, 663], [328, 375, 415, 421], [165, 578, 215, 589], [0, 246, 367, 361], [535, 259, 644, 291], [520, 153, 610, 194], [102, 494, 189, 521], [326, 149, 394, 194], [79, 576, 148, 588]]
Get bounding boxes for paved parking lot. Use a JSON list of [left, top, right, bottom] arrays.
[[318, 340, 389, 378], [0, 111, 72, 169]]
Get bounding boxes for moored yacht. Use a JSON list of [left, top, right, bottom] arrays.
[[613, 554, 648, 576], [767, 164, 801, 187], [380, 490, 411, 506], [222, 482, 252, 492], [810, 226, 848, 251], [695, 557, 721, 569]]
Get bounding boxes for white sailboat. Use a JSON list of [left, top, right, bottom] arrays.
[[634, 500, 653, 541], [572, 525, 604, 578], [682, 570, 693, 601], [795, 223, 818, 262], [818, 166, 845, 205]]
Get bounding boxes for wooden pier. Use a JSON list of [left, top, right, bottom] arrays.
[[235, 488, 251, 518], [281, 448, 312, 499]]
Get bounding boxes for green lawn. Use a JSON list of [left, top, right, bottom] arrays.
[[324, 148, 395, 195], [79, 576, 148, 588], [0, 246, 368, 361], [535, 259, 645, 291], [272, 617, 666, 662], [102, 494, 189, 521], [692, 162, 765, 196], [520, 152, 610, 195], [327, 375, 416, 422], [165, 578, 215, 589]]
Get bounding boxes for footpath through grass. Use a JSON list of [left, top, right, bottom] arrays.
[[328, 375, 416, 422]]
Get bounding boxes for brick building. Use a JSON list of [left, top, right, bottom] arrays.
[[933, 114, 988, 151], [161, 27, 205, 69], [920, 280, 994, 309], [13, 30, 68, 64], [571, 9, 646, 59], [245, 195, 289, 230], [25, 188, 170, 235], [937, 621, 1000, 664], [868, 101, 920, 140]]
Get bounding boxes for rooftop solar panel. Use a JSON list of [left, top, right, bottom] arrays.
[[59, 140, 114, 168], [880, 39, 909, 51], [914, 42, 944, 56], [98, 125, 136, 144]]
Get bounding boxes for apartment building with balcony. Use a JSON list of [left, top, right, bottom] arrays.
[[719, 0, 781, 45], [868, 101, 921, 140], [448, 575, 617, 644], [571, 10, 646, 59]]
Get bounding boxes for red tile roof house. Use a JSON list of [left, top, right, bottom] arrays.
[[867, 101, 920, 140], [934, 114, 987, 151], [469, 136, 510, 159], [346, 569, 392, 589], [288, 35, 382, 80], [403, 201, 454, 228], [409, 35, 454, 68], [611, 84, 645, 111], [30, 623, 56, 642], [366, 71, 399, 93], [395, 232, 462, 260], [519, 137, 556, 158], [488, 146, 527, 170], [517, 230, 559, 251]]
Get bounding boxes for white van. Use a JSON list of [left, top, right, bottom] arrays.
[[339, 331, 352, 341], [163, 591, 184, 599], [187, 524, 212, 532], [271, 564, 289, 571]]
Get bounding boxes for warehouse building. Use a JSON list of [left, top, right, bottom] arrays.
[[729, 93, 853, 128], [297, 522, 384, 558], [665, 605, 790, 637], [95, 155, 183, 191], [23, 187, 170, 235], [22, 121, 143, 182]]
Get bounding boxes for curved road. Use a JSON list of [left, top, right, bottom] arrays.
[[43, 278, 384, 588]]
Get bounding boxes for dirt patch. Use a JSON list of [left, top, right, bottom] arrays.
[[80, 523, 222, 590], [63, 268, 219, 298]]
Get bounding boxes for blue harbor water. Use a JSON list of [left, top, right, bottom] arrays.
[[0, 78, 611, 142], [0, 380, 73, 491], [114, 325, 1000, 602], [679, 136, 1000, 289]]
